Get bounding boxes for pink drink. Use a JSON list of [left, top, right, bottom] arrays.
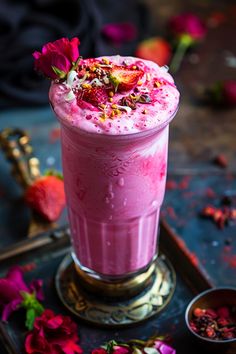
[[50, 56, 179, 278]]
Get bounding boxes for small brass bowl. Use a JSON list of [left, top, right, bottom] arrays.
[[185, 288, 236, 353]]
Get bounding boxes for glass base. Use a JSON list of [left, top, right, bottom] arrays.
[[55, 253, 176, 327], [73, 252, 157, 298]]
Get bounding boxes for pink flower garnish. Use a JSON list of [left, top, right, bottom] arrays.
[[0, 266, 44, 328], [102, 23, 137, 45], [25, 309, 82, 354], [169, 13, 206, 72], [33, 37, 80, 80]]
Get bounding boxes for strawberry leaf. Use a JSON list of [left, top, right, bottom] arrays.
[[44, 169, 64, 180]]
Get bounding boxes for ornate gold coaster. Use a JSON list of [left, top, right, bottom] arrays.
[[55, 254, 176, 327]]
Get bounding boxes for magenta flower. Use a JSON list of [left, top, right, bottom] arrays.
[[102, 23, 137, 45], [169, 13, 206, 40], [25, 309, 82, 354], [33, 37, 80, 80], [0, 266, 44, 329], [169, 13, 206, 72]]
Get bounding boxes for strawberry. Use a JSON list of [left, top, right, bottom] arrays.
[[109, 65, 144, 92], [135, 37, 171, 67], [78, 87, 108, 107], [25, 175, 66, 222]]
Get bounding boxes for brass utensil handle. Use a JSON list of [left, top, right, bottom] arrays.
[[0, 128, 41, 189]]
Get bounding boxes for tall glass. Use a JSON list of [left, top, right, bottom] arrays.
[[55, 111, 176, 280]]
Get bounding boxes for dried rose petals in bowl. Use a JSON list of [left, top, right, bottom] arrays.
[[185, 288, 236, 350]]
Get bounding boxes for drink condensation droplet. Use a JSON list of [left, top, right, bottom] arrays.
[[117, 177, 125, 187]]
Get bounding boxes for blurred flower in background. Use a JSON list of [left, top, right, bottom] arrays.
[[101, 22, 137, 46], [169, 13, 207, 72]]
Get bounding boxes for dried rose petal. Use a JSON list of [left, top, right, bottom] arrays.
[[154, 340, 176, 354]]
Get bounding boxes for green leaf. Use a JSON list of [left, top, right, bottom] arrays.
[[52, 66, 67, 79], [101, 340, 118, 353], [26, 308, 36, 330], [72, 56, 83, 71], [20, 291, 44, 329], [109, 75, 119, 92], [44, 169, 64, 180]]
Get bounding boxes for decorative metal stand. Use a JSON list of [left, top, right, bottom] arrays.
[[55, 253, 176, 326]]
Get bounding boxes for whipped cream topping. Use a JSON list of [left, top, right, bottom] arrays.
[[49, 55, 180, 135]]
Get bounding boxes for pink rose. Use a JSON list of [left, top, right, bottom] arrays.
[[169, 13, 206, 40], [33, 37, 80, 80]]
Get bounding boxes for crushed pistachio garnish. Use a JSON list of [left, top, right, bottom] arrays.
[[154, 81, 161, 88], [114, 109, 121, 115], [100, 113, 107, 122], [81, 83, 91, 89], [102, 57, 110, 65]]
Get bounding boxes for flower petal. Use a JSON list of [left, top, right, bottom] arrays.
[[61, 340, 83, 354], [25, 331, 52, 354], [7, 266, 29, 292], [47, 315, 63, 329], [154, 340, 176, 354], [29, 279, 44, 301], [0, 279, 21, 304], [67, 37, 80, 62], [32, 51, 41, 60], [2, 298, 22, 321]]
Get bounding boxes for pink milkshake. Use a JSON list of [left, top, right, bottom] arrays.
[[49, 55, 179, 278]]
